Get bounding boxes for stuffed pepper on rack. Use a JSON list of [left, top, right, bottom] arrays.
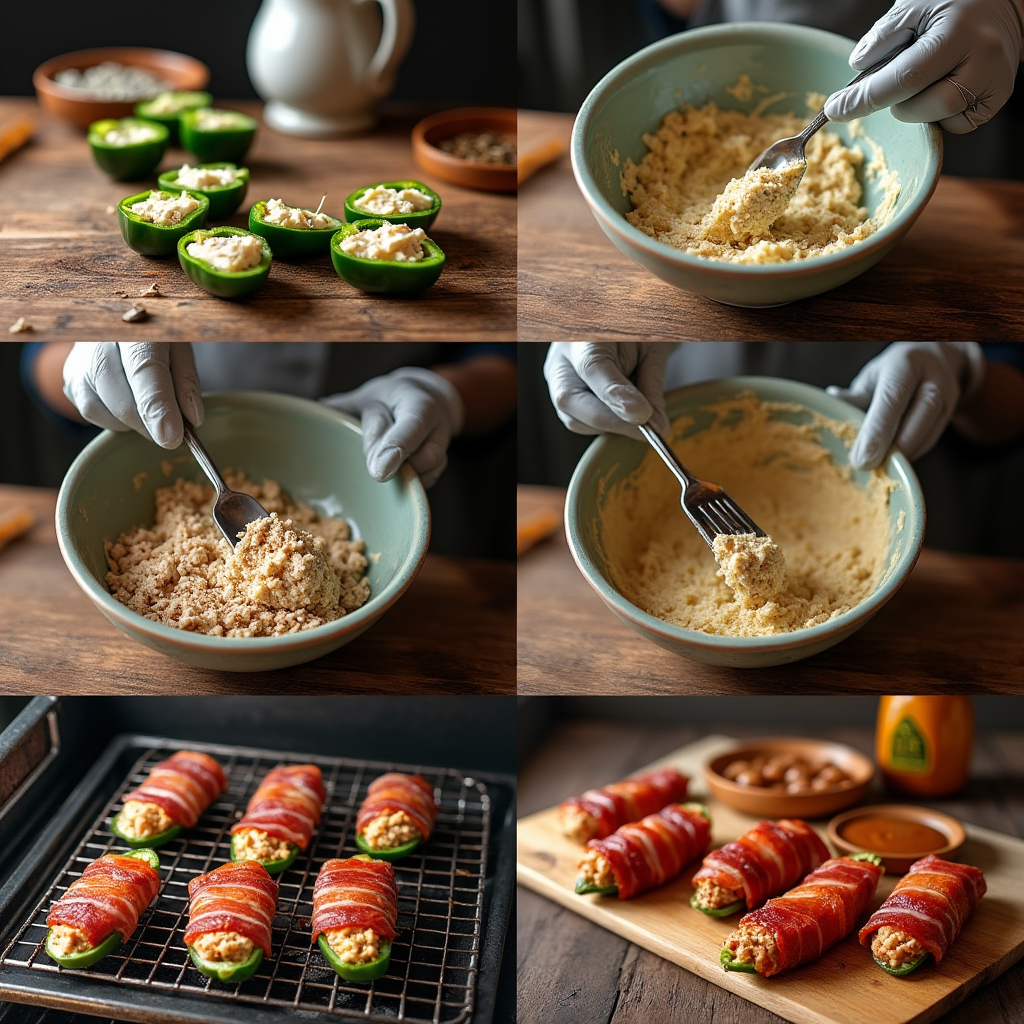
[[230, 764, 324, 874], [575, 803, 711, 899], [184, 860, 278, 983], [45, 849, 161, 969], [312, 855, 398, 982], [111, 750, 227, 848], [355, 773, 438, 862]]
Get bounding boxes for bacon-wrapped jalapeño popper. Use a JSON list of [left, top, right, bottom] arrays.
[[721, 853, 884, 976], [690, 819, 830, 918], [859, 854, 986, 977], [45, 849, 161, 969], [312, 855, 398, 982], [184, 860, 278, 983], [355, 773, 438, 862], [559, 768, 690, 844], [575, 803, 711, 898], [230, 764, 325, 874], [111, 750, 228, 848]]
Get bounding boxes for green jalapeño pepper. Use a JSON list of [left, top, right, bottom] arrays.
[[229, 832, 299, 875], [177, 227, 272, 300], [180, 108, 258, 164], [110, 806, 184, 848], [318, 934, 392, 983], [158, 163, 250, 219], [330, 219, 445, 295], [134, 90, 213, 143], [719, 948, 757, 973], [873, 950, 931, 977], [689, 894, 745, 917], [117, 189, 209, 257], [354, 832, 422, 863], [344, 181, 441, 230], [88, 117, 168, 181], [189, 943, 263, 984], [248, 199, 344, 259]]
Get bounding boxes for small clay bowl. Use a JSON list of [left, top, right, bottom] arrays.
[[34, 48, 209, 130], [828, 804, 966, 874], [412, 107, 516, 193], [704, 737, 874, 819]]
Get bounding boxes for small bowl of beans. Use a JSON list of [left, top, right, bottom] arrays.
[[412, 107, 517, 192], [705, 738, 874, 819]]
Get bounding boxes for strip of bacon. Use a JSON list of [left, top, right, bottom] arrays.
[[311, 857, 398, 944], [858, 854, 986, 964], [230, 764, 325, 849], [122, 751, 227, 828], [692, 819, 830, 909], [46, 854, 160, 948], [183, 861, 278, 958], [355, 774, 437, 841], [559, 769, 689, 842]]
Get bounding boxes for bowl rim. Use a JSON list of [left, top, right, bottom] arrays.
[[565, 375, 925, 653], [54, 390, 430, 652], [570, 21, 943, 279], [827, 803, 966, 861]]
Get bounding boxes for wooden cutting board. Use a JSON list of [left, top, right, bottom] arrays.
[[517, 735, 1024, 1024]]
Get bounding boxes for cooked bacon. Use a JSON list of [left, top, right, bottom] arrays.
[[559, 769, 689, 842], [230, 764, 325, 849], [583, 803, 710, 899], [311, 858, 398, 944], [692, 819, 830, 909], [184, 861, 278, 958], [356, 773, 437, 841], [122, 751, 227, 828], [859, 854, 986, 965], [46, 854, 160, 948]]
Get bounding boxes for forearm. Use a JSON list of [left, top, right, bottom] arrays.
[[953, 362, 1024, 445], [32, 342, 83, 422], [432, 355, 517, 436]]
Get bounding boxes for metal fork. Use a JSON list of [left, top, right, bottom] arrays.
[[637, 423, 765, 549]]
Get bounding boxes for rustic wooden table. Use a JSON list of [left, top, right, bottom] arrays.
[[0, 485, 515, 694], [517, 486, 1024, 694], [0, 98, 515, 341], [518, 110, 1024, 341], [518, 718, 1024, 1024]]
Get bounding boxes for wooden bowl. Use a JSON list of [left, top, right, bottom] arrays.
[[828, 804, 966, 874], [412, 108, 516, 193], [704, 737, 874, 820], [34, 48, 210, 129]]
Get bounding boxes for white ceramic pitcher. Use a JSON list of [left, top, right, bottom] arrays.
[[247, 0, 415, 137]]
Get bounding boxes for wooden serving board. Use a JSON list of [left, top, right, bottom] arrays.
[[517, 735, 1024, 1024]]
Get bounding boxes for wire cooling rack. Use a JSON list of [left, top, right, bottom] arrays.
[[1, 742, 492, 1024]]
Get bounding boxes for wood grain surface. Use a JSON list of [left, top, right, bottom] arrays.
[[0, 98, 515, 341], [0, 485, 514, 694], [516, 486, 1024, 694], [518, 720, 1024, 1024], [517, 110, 1024, 341]]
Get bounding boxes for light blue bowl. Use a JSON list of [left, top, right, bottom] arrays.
[[55, 392, 430, 673], [565, 377, 925, 668], [571, 22, 942, 307]]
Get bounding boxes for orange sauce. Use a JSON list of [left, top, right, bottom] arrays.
[[840, 814, 947, 855]]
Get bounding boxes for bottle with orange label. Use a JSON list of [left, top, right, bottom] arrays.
[[876, 696, 974, 797]]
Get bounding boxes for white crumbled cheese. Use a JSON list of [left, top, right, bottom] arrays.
[[339, 223, 426, 262], [118, 799, 174, 837], [186, 235, 264, 273], [103, 124, 159, 146], [194, 109, 248, 131], [190, 930, 254, 963], [261, 198, 334, 230], [175, 164, 239, 189], [362, 810, 421, 849], [353, 186, 434, 216], [325, 927, 380, 964], [577, 849, 615, 888], [47, 924, 92, 956], [129, 190, 201, 226], [232, 827, 293, 862]]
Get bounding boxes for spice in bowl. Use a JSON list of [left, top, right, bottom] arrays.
[[721, 751, 852, 794], [53, 61, 171, 101], [436, 130, 516, 166]]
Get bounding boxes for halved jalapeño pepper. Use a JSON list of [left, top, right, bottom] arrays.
[[180, 108, 258, 164], [873, 950, 931, 977], [177, 227, 272, 300], [248, 199, 343, 258], [189, 943, 263, 984], [88, 117, 168, 181], [574, 880, 618, 897], [354, 831, 421, 863], [158, 163, 250, 219], [134, 91, 212, 143], [318, 934, 391, 983], [720, 948, 757, 973], [689, 894, 745, 917], [229, 832, 298, 875], [110, 808, 183, 848], [330, 219, 445, 295], [344, 180, 441, 230], [117, 189, 209, 257]]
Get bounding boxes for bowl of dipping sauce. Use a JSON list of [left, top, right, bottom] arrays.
[[828, 804, 966, 874]]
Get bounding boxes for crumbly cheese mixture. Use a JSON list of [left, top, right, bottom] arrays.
[[871, 925, 926, 969], [104, 473, 370, 637], [185, 234, 264, 272], [724, 923, 779, 973], [103, 124, 159, 146], [693, 879, 740, 909], [600, 393, 893, 637], [340, 223, 426, 262], [701, 162, 804, 244], [354, 186, 433, 216], [325, 927, 380, 963], [362, 810, 421, 849], [262, 197, 334, 230], [191, 930, 254, 963], [175, 164, 239, 189], [712, 533, 787, 608], [558, 804, 596, 844], [578, 850, 615, 889], [48, 924, 92, 956], [129, 190, 200, 225], [118, 799, 174, 838], [193, 109, 248, 131], [233, 827, 295, 863]]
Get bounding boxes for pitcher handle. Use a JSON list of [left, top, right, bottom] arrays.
[[356, 0, 416, 97]]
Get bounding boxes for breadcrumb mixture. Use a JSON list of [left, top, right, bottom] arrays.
[[578, 850, 615, 889], [712, 533, 787, 609], [701, 162, 804, 244], [559, 804, 597, 844], [724, 923, 779, 973], [871, 925, 926, 969], [48, 924, 91, 956], [105, 474, 370, 637], [118, 800, 174, 838], [325, 927, 380, 964], [191, 930, 254, 963], [233, 827, 294, 863], [693, 879, 741, 910], [362, 810, 421, 849]]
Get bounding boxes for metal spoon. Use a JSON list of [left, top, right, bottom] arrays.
[[181, 420, 269, 547]]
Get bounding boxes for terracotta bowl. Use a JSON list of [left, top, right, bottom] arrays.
[[828, 804, 966, 874], [412, 107, 517, 193], [704, 737, 874, 820], [34, 48, 210, 129]]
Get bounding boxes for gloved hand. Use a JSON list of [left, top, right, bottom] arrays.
[[62, 342, 204, 449], [544, 343, 672, 439], [322, 367, 464, 490], [824, 0, 1024, 133], [826, 342, 985, 470]]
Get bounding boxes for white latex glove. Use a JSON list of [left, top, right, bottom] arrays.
[[544, 343, 672, 439], [62, 342, 204, 449], [826, 342, 985, 470], [824, 0, 1024, 133], [322, 367, 464, 490]]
